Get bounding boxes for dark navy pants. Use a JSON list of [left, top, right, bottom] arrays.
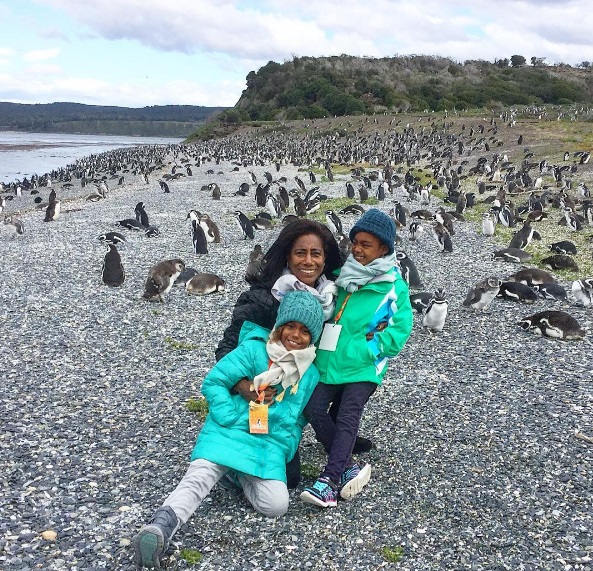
[[304, 381, 376, 484]]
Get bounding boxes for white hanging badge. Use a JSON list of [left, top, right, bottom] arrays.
[[318, 323, 342, 351]]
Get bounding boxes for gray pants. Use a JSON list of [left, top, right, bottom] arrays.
[[163, 459, 289, 522]]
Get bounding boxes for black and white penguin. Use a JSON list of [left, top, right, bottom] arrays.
[[266, 193, 282, 219], [264, 171, 273, 184], [245, 244, 264, 284], [3, 215, 25, 236], [325, 210, 342, 235], [396, 251, 423, 288], [294, 175, 306, 192], [550, 241, 577, 255], [208, 183, 221, 200], [508, 220, 535, 250], [409, 292, 432, 314], [506, 268, 557, 286], [173, 267, 199, 287], [346, 182, 355, 199], [408, 220, 423, 241], [101, 244, 125, 287], [491, 248, 533, 263], [305, 198, 321, 215], [236, 182, 250, 196], [517, 310, 586, 340], [199, 214, 221, 243], [234, 211, 255, 240], [532, 283, 568, 302], [481, 212, 496, 236], [422, 288, 448, 332], [44, 189, 60, 222], [563, 207, 582, 231], [144, 225, 160, 238], [336, 232, 352, 261], [158, 180, 170, 193], [116, 218, 144, 231], [134, 202, 149, 228], [142, 258, 185, 302], [186, 273, 226, 295], [496, 282, 538, 303], [462, 276, 501, 311], [98, 231, 126, 245], [338, 204, 365, 216], [432, 222, 452, 253], [540, 255, 579, 272], [191, 219, 208, 254], [571, 278, 593, 307], [392, 201, 407, 226], [282, 214, 299, 226]]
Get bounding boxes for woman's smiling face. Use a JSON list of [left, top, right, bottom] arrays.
[[287, 233, 326, 286]]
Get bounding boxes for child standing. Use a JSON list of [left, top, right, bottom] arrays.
[[300, 208, 413, 508], [133, 291, 324, 569]]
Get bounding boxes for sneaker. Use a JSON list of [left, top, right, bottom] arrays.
[[300, 477, 339, 508], [218, 470, 242, 491], [339, 463, 372, 500], [353, 436, 374, 454], [133, 506, 180, 569]]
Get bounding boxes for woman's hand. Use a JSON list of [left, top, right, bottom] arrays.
[[366, 321, 388, 341], [232, 378, 277, 404]]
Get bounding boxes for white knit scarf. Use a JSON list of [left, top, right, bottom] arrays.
[[271, 270, 338, 321], [252, 340, 316, 401], [335, 253, 396, 292]]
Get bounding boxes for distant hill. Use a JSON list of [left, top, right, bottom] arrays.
[[0, 102, 229, 137], [207, 54, 593, 128]]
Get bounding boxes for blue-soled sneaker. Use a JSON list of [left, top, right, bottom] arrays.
[[300, 477, 339, 508], [133, 506, 180, 569], [339, 463, 372, 500]]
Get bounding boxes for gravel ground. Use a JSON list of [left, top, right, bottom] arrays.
[[1, 122, 592, 571]]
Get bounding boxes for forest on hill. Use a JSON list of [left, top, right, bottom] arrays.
[[214, 54, 593, 127], [0, 102, 227, 137]]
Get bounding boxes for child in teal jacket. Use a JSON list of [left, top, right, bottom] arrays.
[[133, 291, 324, 569], [301, 209, 413, 508]]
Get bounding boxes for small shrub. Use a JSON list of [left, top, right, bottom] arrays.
[[164, 337, 198, 351], [382, 545, 404, 563], [186, 397, 208, 421], [179, 548, 203, 565]]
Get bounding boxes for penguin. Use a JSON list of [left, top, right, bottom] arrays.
[[422, 288, 448, 332], [358, 185, 369, 202], [101, 244, 125, 287], [142, 258, 185, 302], [508, 220, 535, 250], [432, 222, 452, 253], [208, 183, 221, 200], [325, 210, 342, 235], [158, 180, 170, 193], [550, 241, 577, 255], [563, 207, 582, 231], [282, 214, 299, 226], [481, 212, 496, 236], [540, 255, 579, 272], [245, 244, 264, 284], [191, 219, 208, 254], [462, 276, 501, 311], [44, 189, 60, 222], [294, 175, 306, 192], [98, 231, 126, 245], [396, 251, 423, 288], [173, 267, 199, 287], [491, 248, 533, 263], [496, 282, 538, 303], [305, 199, 321, 215], [410, 209, 434, 221], [346, 182, 355, 199], [336, 232, 351, 261], [3, 215, 25, 236], [517, 310, 586, 340], [571, 278, 593, 307], [292, 193, 307, 217], [251, 216, 273, 230], [236, 182, 250, 196], [116, 218, 144, 231], [408, 220, 423, 241], [234, 211, 255, 240], [409, 292, 432, 314], [266, 193, 282, 218], [264, 171, 273, 184], [339, 204, 365, 216], [532, 283, 568, 302], [392, 201, 407, 226], [199, 214, 221, 243], [506, 268, 557, 286], [144, 225, 160, 238], [186, 273, 226, 295], [134, 202, 149, 227]]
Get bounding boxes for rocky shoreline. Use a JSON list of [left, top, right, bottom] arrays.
[[1, 116, 592, 571]]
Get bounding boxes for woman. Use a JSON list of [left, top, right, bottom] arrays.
[[215, 219, 372, 488]]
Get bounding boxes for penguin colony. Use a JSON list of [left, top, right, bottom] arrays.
[[1, 111, 592, 342]]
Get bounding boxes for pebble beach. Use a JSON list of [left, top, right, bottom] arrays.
[[1, 114, 592, 571]]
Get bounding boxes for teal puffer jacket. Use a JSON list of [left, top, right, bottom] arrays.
[[191, 322, 320, 483], [315, 268, 413, 385]]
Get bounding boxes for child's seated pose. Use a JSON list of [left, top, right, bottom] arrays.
[[301, 208, 413, 508], [133, 290, 324, 569]]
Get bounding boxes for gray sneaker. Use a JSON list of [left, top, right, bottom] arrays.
[[133, 506, 180, 569]]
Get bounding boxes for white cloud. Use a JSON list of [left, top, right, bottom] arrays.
[[23, 47, 61, 62]]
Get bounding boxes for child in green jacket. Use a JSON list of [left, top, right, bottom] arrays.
[[301, 209, 413, 508], [133, 291, 324, 569]]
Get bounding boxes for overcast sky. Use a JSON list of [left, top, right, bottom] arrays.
[[1, 0, 592, 109]]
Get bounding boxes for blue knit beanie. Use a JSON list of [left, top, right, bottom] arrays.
[[275, 290, 324, 344], [349, 208, 396, 255]]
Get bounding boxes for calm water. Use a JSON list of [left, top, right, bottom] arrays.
[[0, 131, 185, 183]]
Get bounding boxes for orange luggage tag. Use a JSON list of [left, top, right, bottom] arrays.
[[249, 385, 269, 434]]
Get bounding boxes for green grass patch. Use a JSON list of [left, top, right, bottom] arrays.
[[164, 336, 199, 351], [382, 545, 404, 563], [179, 548, 203, 565], [300, 462, 320, 479], [185, 396, 209, 421]]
